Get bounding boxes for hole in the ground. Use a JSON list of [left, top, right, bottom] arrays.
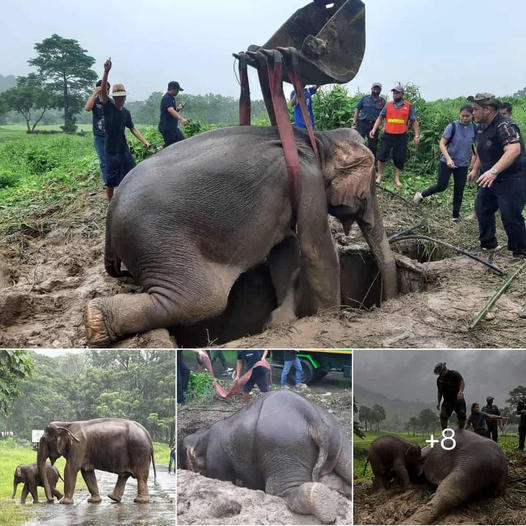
[[392, 238, 453, 263], [172, 247, 430, 347]]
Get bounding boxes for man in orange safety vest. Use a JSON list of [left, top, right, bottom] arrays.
[[370, 84, 420, 187]]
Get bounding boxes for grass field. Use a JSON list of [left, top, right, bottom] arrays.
[[354, 430, 520, 483], [0, 440, 170, 526]]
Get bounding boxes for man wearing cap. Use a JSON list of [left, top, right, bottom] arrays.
[[99, 58, 150, 201], [290, 85, 318, 129], [434, 362, 466, 430], [352, 82, 386, 159], [84, 80, 110, 190], [159, 81, 188, 148], [467, 93, 526, 259], [482, 396, 502, 442], [370, 85, 420, 187]]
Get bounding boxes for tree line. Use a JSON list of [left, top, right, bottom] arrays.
[[0, 350, 175, 443]]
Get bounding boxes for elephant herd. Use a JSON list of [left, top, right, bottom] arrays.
[[366, 432, 508, 524], [11, 418, 156, 505]]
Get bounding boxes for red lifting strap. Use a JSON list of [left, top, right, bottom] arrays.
[[238, 53, 251, 125]]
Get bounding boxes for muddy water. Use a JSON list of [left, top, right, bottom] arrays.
[[23, 465, 175, 526]]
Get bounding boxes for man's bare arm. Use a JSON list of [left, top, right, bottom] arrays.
[[167, 107, 188, 126], [99, 58, 111, 104], [84, 88, 101, 111]]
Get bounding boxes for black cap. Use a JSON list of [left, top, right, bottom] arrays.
[[486, 396, 494, 403], [433, 362, 446, 374], [168, 81, 183, 92]]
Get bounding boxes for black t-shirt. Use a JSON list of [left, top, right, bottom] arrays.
[[92, 96, 105, 136], [102, 100, 134, 155], [518, 401, 526, 426], [159, 92, 178, 133], [237, 351, 263, 370], [437, 369, 463, 403], [476, 112, 525, 178], [282, 350, 298, 362]]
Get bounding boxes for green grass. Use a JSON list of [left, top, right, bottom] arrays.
[[0, 440, 169, 526], [354, 430, 520, 484]]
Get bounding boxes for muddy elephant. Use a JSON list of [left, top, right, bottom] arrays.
[[12, 462, 63, 503], [178, 390, 352, 524], [85, 126, 397, 346], [37, 418, 157, 504], [365, 435, 422, 491], [404, 429, 507, 524]]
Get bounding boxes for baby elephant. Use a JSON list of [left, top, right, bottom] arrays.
[[366, 435, 422, 490], [12, 462, 63, 503]]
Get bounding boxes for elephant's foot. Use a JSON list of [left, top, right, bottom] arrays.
[[85, 299, 113, 347], [87, 496, 102, 503], [60, 497, 74, 505], [134, 495, 150, 504], [107, 492, 122, 503], [307, 483, 338, 524]]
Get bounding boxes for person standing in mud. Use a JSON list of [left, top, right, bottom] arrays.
[[177, 351, 190, 405], [168, 441, 176, 474], [235, 350, 269, 404], [99, 58, 151, 201], [158, 81, 188, 148], [280, 350, 303, 389], [434, 362, 466, 430], [84, 79, 110, 191], [517, 397, 526, 451], [466, 402, 506, 438], [482, 396, 502, 442]]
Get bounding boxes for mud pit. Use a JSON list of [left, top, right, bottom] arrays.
[[1, 187, 525, 348], [353, 450, 526, 525], [177, 384, 352, 525]]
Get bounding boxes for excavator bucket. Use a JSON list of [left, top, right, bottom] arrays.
[[247, 0, 365, 85]]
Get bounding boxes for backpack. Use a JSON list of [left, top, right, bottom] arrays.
[[447, 120, 477, 144]]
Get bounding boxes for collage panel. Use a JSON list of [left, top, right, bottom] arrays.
[[0, 349, 175, 526], [353, 349, 526, 525], [176, 350, 352, 525]]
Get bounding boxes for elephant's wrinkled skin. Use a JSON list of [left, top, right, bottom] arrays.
[[178, 390, 352, 524], [37, 418, 157, 505], [403, 429, 508, 524], [85, 126, 397, 346], [366, 435, 422, 491], [12, 462, 63, 503]]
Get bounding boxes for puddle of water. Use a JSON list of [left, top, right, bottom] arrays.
[[23, 466, 175, 526]]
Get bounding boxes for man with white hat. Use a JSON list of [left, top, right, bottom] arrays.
[[352, 82, 385, 159]]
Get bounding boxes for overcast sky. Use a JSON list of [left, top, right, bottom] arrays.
[[1, 0, 525, 102], [354, 350, 526, 407]]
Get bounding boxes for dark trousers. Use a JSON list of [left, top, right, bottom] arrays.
[[242, 366, 269, 394], [519, 425, 525, 450], [357, 120, 379, 159], [162, 128, 185, 148], [488, 424, 498, 442], [177, 352, 190, 404], [475, 175, 526, 255], [377, 132, 408, 170], [211, 350, 226, 367], [422, 161, 468, 219]]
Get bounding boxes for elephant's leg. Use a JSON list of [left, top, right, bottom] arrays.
[[20, 484, 29, 504], [402, 474, 469, 525], [29, 483, 39, 503], [319, 473, 352, 497], [134, 473, 150, 503], [357, 177, 398, 300], [108, 473, 130, 502], [85, 260, 238, 346], [60, 463, 78, 505], [283, 482, 341, 524], [81, 469, 101, 503], [52, 486, 63, 501], [392, 459, 411, 489], [266, 236, 301, 327], [297, 172, 340, 312]]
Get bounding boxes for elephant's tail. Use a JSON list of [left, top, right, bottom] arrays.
[[57, 472, 64, 482], [362, 458, 369, 476], [308, 418, 330, 482], [151, 449, 158, 485]]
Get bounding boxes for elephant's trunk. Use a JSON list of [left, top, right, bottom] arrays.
[[37, 438, 53, 502], [12, 480, 17, 499]]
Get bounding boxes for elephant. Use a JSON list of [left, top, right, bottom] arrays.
[[12, 462, 63, 503], [85, 125, 397, 346], [37, 418, 157, 505], [403, 429, 508, 524], [365, 435, 422, 491], [178, 389, 352, 524]]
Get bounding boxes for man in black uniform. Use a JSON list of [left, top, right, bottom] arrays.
[[235, 350, 269, 404], [434, 362, 466, 430], [467, 93, 526, 259], [158, 81, 188, 148], [482, 396, 501, 442], [517, 396, 526, 451]]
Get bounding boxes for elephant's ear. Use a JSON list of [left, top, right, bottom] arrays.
[[325, 140, 374, 209], [56, 429, 76, 455]]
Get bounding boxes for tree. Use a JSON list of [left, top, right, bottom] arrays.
[[353, 398, 365, 438], [417, 409, 437, 434], [1, 74, 57, 131], [405, 416, 419, 436], [372, 404, 386, 432], [28, 34, 97, 133], [359, 405, 374, 432], [0, 350, 33, 414]]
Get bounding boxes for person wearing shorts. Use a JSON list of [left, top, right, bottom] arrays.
[[370, 84, 420, 187], [236, 350, 269, 403], [434, 362, 466, 430]]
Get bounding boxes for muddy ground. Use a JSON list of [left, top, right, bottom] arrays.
[[21, 465, 175, 526], [353, 450, 526, 525], [0, 186, 525, 348], [177, 371, 352, 525]]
